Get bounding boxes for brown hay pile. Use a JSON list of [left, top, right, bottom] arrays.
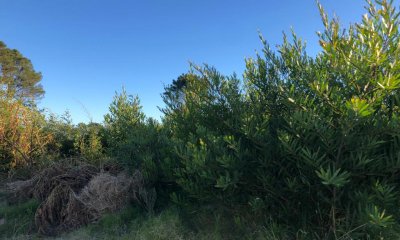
[[5, 162, 146, 236], [78, 172, 135, 214], [5, 163, 97, 203], [34, 171, 142, 236], [102, 161, 124, 175], [51, 164, 98, 194], [31, 163, 68, 201], [34, 184, 97, 235], [32, 163, 98, 201]]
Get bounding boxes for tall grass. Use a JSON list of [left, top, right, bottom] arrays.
[[0, 199, 39, 239]]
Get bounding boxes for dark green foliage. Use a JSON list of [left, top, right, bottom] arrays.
[[104, 88, 145, 151], [44, 112, 106, 163], [44, 111, 76, 158], [162, 66, 248, 204], [0, 41, 44, 104], [161, 1, 400, 238], [82, 205, 144, 237], [104, 88, 171, 188]]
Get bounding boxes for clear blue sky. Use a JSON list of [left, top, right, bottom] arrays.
[[0, 0, 376, 123]]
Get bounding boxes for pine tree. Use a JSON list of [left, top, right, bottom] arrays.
[[0, 41, 44, 104]]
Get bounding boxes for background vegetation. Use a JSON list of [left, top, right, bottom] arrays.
[[1, 1, 400, 239]]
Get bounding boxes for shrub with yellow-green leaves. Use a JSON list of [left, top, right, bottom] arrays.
[[0, 99, 52, 170]]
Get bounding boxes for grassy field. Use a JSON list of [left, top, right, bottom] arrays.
[[0, 196, 285, 240]]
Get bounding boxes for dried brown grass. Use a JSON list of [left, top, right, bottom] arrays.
[[32, 163, 97, 201], [34, 184, 96, 235], [5, 162, 96, 203], [4, 162, 146, 236], [78, 172, 134, 214]]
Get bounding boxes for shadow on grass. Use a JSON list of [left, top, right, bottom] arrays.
[[0, 198, 39, 239]]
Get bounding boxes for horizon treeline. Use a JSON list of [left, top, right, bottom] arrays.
[[2, 0, 400, 238]]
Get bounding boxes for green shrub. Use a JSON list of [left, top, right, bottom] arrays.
[[104, 89, 172, 190], [44, 111, 76, 158], [73, 122, 105, 164], [161, 0, 400, 238]]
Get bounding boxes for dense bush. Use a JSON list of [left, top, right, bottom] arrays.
[[44, 111, 76, 158], [0, 99, 53, 171], [73, 122, 105, 164], [104, 88, 170, 186], [161, 1, 400, 238]]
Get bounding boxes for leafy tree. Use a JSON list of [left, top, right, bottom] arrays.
[[0, 41, 44, 104], [161, 73, 190, 116], [104, 87, 145, 151], [162, 65, 247, 204], [104, 89, 157, 175], [104, 89, 173, 209], [0, 42, 49, 171]]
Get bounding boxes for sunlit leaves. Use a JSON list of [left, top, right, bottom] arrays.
[[367, 205, 395, 228], [346, 97, 373, 117], [316, 167, 350, 188], [0, 99, 52, 168]]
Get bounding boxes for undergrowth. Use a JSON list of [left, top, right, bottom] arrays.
[[57, 205, 288, 240], [0, 199, 39, 239], [0, 197, 324, 239], [56, 205, 187, 240]]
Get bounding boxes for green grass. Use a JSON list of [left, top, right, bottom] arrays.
[[0, 198, 39, 239], [57, 206, 190, 240], [56, 205, 289, 240], [0, 198, 289, 240], [121, 208, 189, 240]]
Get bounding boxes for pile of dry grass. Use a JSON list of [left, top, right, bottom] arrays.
[[6, 163, 98, 202], [102, 161, 125, 175], [33, 163, 97, 201], [78, 172, 135, 214], [34, 184, 97, 235], [5, 163, 97, 203], [5, 162, 144, 236]]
